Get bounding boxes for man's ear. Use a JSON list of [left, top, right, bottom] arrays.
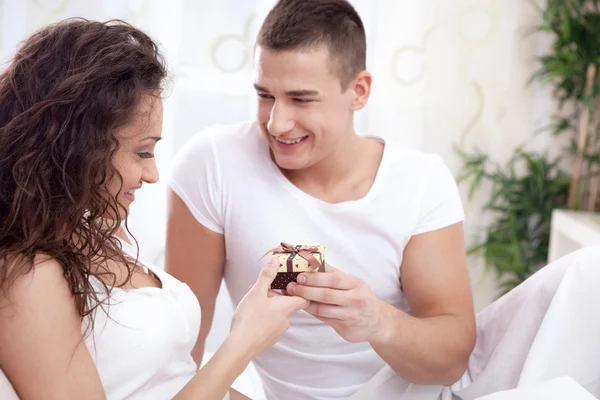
[[350, 71, 372, 111]]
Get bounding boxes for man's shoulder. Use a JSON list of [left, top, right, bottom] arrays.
[[384, 141, 446, 178], [173, 120, 265, 169]]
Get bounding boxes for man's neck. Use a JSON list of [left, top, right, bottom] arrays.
[[282, 134, 365, 190], [279, 133, 386, 205]]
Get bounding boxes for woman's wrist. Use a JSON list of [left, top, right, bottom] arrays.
[[220, 333, 255, 369]]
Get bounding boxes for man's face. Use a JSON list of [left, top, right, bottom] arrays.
[[254, 45, 357, 171]]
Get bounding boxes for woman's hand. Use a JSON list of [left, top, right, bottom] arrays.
[[228, 258, 310, 359], [175, 258, 310, 399]]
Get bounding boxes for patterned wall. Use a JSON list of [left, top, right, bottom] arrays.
[[0, 0, 552, 310]]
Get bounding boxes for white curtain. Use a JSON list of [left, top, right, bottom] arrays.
[[0, 0, 550, 311]]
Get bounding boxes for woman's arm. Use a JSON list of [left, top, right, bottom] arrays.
[[0, 256, 306, 400], [175, 258, 310, 400], [0, 257, 106, 400], [174, 338, 251, 399]]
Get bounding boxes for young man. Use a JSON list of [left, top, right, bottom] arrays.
[[166, 0, 476, 398]]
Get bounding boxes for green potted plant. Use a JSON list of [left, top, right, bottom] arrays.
[[457, 148, 570, 294], [457, 0, 600, 295]]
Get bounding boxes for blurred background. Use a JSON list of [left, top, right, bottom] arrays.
[[2, 0, 600, 355]]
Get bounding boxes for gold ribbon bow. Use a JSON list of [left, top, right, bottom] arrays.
[[262, 242, 323, 272]]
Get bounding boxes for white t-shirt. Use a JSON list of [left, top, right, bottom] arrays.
[[168, 121, 465, 400], [85, 239, 201, 399]]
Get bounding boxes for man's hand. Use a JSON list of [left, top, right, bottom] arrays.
[[286, 263, 386, 343]]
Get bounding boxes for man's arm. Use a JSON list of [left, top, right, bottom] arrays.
[[370, 222, 475, 385], [288, 222, 475, 385], [165, 187, 225, 366]]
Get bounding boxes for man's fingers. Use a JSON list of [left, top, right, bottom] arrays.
[[254, 257, 281, 294], [304, 302, 345, 320], [277, 295, 311, 312], [296, 270, 356, 290], [286, 282, 348, 306]]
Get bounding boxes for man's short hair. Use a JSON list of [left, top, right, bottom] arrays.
[[257, 0, 367, 89]]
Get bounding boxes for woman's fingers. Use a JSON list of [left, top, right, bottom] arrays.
[[253, 257, 280, 294]]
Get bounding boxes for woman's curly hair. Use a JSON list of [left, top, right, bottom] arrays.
[[0, 18, 167, 323]]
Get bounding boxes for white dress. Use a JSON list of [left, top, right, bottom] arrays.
[[0, 240, 235, 400], [85, 239, 202, 399]]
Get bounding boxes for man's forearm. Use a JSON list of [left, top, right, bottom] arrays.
[[370, 301, 475, 386]]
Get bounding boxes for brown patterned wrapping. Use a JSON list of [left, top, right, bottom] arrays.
[[263, 243, 326, 289]]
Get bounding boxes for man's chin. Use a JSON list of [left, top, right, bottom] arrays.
[[272, 154, 309, 172]]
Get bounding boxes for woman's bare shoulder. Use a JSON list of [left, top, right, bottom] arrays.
[[0, 254, 68, 308]]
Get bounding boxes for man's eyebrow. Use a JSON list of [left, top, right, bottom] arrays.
[[285, 89, 320, 96], [254, 83, 269, 92], [253, 84, 320, 96]]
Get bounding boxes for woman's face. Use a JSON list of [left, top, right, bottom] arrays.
[[108, 95, 163, 219]]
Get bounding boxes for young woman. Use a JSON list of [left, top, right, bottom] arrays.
[[0, 18, 308, 400]]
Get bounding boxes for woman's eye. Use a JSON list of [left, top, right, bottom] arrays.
[[137, 152, 154, 159]]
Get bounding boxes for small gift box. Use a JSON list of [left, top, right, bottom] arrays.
[[264, 243, 326, 289]]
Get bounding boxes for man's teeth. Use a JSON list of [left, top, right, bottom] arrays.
[[276, 136, 306, 145]]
